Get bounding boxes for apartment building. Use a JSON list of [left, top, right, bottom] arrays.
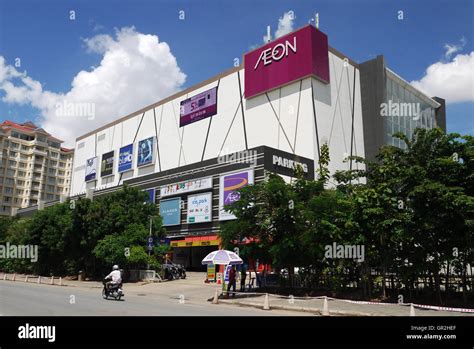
[[0, 121, 74, 216]]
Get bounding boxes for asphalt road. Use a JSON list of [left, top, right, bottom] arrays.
[[0, 281, 305, 316]]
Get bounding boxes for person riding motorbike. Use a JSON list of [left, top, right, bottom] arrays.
[[104, 265, 122, 290]]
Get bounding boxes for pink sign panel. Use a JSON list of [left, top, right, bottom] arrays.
[[244, 25, 329, 99], [180, 87, 218, 127]]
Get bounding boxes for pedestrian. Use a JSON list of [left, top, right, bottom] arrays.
[[227, 265, 236, 297], [240, 264, 247, 292]]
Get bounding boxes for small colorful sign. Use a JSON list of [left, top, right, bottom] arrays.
[[160, 177, 213, 197], [180, 87, 218, 127]]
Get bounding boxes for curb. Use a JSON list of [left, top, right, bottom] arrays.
[[217, 299, 373, 316]]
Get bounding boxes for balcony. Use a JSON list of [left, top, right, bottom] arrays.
[[33, 148, 47, 157]]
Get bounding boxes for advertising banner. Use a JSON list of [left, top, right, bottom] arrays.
[[219, 169, 254, 220], [159, 197, 181, 226], [144, 188, 155, 204], [137, 137, 155, 167], [179, 87, 218, 127], [207, 264, 215, 281], [85, 157, 97, 182], [118, 144, 133, 173], [100, 151, 115, 177], [187, 192, 212, 224], [244, 25, 329, 99], [160, 177, 213, 197]]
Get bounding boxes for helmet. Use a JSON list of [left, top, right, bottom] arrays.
[[113, 265, 119, 270]]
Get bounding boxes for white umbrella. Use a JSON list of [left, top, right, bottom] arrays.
[[201, 249, 243, 265]]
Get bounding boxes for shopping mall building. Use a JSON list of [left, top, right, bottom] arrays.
[[17, 25, 446, 269]]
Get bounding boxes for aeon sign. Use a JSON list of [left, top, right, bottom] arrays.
[[244, 25, 329, 99], [254, 37, 297, 69]]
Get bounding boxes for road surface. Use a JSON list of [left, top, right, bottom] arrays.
[[0, 281, 307, 316]]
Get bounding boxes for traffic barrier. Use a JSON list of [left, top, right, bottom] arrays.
[[212, 290, 219, 304], [410, 303, 416, 316], [322, 296, 330, 316], [263, 293, 270, 310]]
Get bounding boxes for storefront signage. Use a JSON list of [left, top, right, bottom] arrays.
[[187, 192, 212, 224], [160, 177, 213, 197], [159, 197, 181, 226], [85, 157, 97, 182], [219, 169, 254, 220], [244, 25, 329, 99], [264, 148, 314, 180], [180, 87, 218, 127], [100, 151, 114, 177], [137, 137, 155, 167], [118, 144, 133, 173]]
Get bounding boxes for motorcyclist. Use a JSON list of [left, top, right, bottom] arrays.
[[104, 265, 122, 290]]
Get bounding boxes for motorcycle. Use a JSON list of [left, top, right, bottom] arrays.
[[163, 263, 186, 280], [102, 279, 124, 301]]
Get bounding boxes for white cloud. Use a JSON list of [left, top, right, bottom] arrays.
[[263, 11, 295, 43], [444, 37, 466, 59], [410, 52, 474, 104], [0, 26, 186, 146]]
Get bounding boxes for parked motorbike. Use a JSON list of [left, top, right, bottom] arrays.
[[163, 263, 186, 281], [102, 279, 124, 300]]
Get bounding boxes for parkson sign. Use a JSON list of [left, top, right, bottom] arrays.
[[244, 25, 330, 99]]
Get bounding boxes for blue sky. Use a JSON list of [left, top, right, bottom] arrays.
[[0, 0, 472, 143]]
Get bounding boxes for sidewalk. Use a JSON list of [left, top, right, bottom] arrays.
[[217, 293, 474, 316]]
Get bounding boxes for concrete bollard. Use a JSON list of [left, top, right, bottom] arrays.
[[37, 276, 41, 284], [212, 289, 219, 304], [12, 273, 16, 281], [263, 293, 270, 310], [410, 303, 416, 316], [50, 276, 54, 285], [2, 273, 6, 281], [322, 296, 330, 316], [59, 277, 62, 286], [24, 275, 28, 282]]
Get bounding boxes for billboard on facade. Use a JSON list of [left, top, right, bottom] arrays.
[[160, 197, 181, 226], [179, 87, 218, 127], [118, 144, 133, 173], [160, 177, 213, 197], [137, 137, 155, 167], [244, 25, 329, 99], [85, 157, 98, 182], [144, 188, 155, 204], [100, 151, 115, 177], [187, 192, 212, 224], [219, 169, 254, 220]]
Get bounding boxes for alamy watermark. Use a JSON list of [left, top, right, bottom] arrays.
[[380, 100, 426, 121], [55, 100, 95, 120], [217, 149, 258, 167], [325, 242, 365, 263], [0, 243, 38, 262]]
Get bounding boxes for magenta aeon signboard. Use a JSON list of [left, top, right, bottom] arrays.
[[179, 87, 218, 127], [244, 25, 329, 99]]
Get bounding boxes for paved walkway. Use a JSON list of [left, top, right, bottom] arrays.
[[218, 293, 474, 316]]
